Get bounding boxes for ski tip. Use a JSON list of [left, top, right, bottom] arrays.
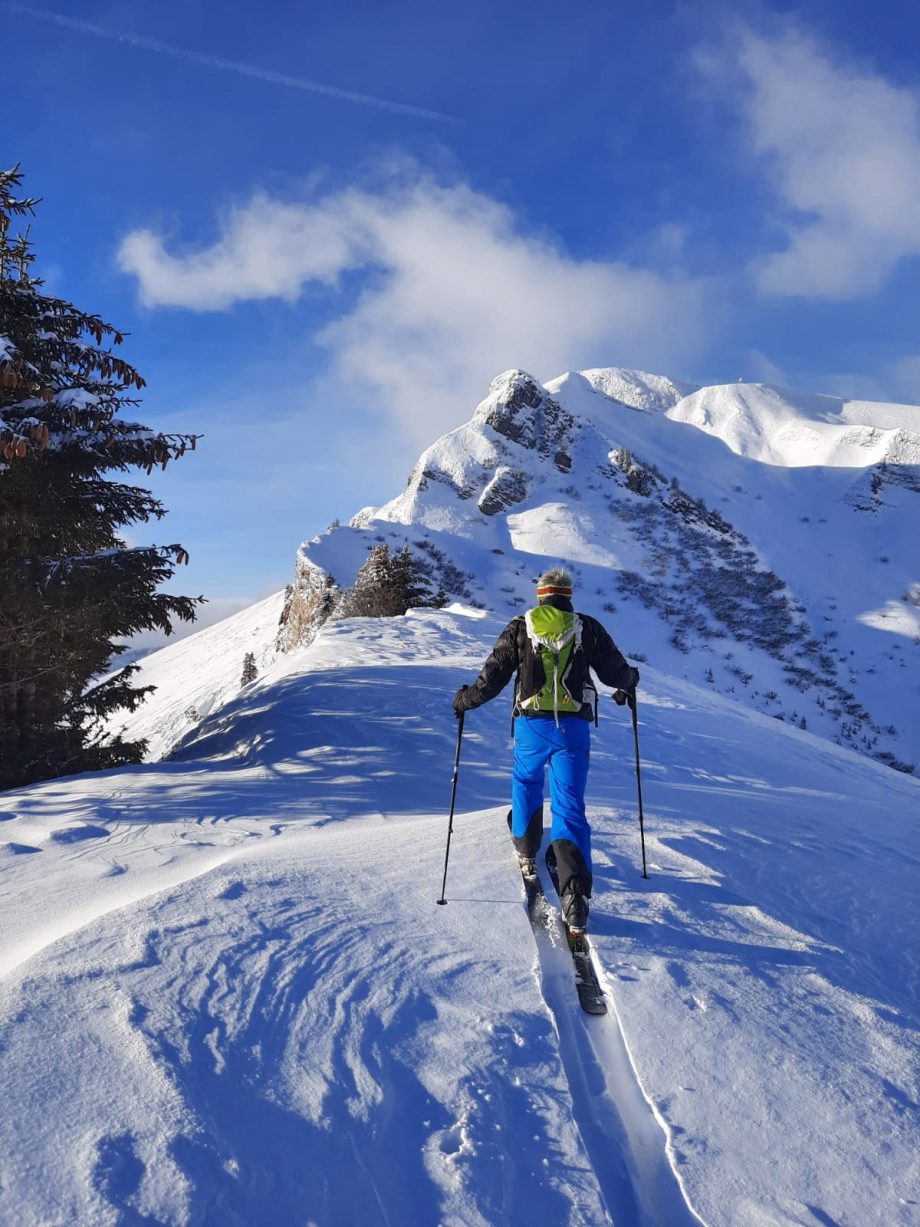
[[580, 998, 608, 1016]]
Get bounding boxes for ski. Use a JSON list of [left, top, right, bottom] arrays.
[[544, 847, 607, 1016], [516, 853, 607, 1016], [518, 857, 551, 928], [564, 929, 607, 1016]]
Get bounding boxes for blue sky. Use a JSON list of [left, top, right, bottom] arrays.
[[4, 0, 920, 626]]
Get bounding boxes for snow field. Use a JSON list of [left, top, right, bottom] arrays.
[[0, 607, 918, 1225]]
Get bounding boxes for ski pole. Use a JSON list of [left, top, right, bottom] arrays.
[[437, 710, 465, 905], [628, 691, 649, 880]]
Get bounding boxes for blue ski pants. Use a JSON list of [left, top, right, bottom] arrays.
[[511, 716, 592, 873]]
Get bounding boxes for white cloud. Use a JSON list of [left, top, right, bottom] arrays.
[[118, 177, 712, 441], [118, 194, 368, 309], [718, 27, 920, 298]]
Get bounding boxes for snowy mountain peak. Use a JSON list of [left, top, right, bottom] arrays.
[[359, 368, 582, 536], [667, 381, 920, 468], [549, 367, 698, 414], [473, 368, 577, 471]]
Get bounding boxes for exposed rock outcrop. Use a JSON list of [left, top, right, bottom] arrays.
[[277, 553, 336, 652], [476, 370, 578, 474], [478, 466, 529, 515]]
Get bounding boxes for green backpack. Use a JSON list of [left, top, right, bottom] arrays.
[[518, 605, 584, 723]]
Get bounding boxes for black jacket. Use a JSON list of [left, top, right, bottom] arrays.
[[460, 599, 637, 719]]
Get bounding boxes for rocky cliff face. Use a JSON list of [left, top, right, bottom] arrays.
[[277, 554, 336, 653], [475, 370, 577, 473]]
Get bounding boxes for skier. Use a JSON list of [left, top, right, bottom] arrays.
[[452, 567, 639, 933]]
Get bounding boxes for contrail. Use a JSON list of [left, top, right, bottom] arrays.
[[5, 2, 459, 123]]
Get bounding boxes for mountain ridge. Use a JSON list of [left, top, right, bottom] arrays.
[[285, 366, 918, 773], [112, 365, 919, 772]]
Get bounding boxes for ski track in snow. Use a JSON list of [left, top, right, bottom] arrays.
[[1, 608, 919, 1225], [523, 865, 705, 1225]]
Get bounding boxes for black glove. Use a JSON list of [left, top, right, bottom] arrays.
[[613, 667, 640, 707], [452, 685, 475, 717]]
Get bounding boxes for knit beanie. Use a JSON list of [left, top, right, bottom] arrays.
[[535, 567, 573, 601]]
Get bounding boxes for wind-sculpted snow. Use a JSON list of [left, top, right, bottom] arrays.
[[0, 609, 918, 1225], [0, 823, 609, 1226]]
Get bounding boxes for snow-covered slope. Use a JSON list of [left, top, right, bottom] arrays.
[[664, 380, 920, 467], [281, 368, 919, 776], [104, 590, 285, 761], [1, 608, 917, 1225]]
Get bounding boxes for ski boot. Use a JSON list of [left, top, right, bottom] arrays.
[[508, 807, 542, 880], [561, 880, 590, 935]]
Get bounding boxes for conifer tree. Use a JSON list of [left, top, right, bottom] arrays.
[[340, 543, 447, 619], [390, 544, 447, 611], [0, 166, 200, 789], [316, 573, 340, 623], [240, 651, 258, 686], [341, 544, 393, 617]]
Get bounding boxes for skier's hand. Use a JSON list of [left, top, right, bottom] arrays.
[[452, 685, 474, 716], [613, 669, 639, 708]]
